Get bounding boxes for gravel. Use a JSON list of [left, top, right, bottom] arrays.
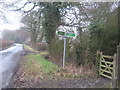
[[10, 76, 112, 88]]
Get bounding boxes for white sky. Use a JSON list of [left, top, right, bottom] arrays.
[[0, 0, 29, 38], [0, 11, 22, 30], [0, 0, 29, 31]]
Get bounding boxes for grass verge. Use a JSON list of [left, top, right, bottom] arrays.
[[23, 44, 39, 53], [23, 53, 97, 80], [25, 53, 57, 75]]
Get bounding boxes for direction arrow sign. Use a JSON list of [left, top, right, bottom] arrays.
[[66, 33, 75, 37], [57, 31, 65, 35]]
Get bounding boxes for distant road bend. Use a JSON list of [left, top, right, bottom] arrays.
[[0, 44, 23, 88]]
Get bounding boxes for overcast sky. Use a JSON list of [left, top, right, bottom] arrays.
[[0, 0, 30, 31]]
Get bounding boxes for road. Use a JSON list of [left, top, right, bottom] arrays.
[[0, 44, 23, 88]]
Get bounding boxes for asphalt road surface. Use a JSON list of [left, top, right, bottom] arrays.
[[0, 44, 23, 88]]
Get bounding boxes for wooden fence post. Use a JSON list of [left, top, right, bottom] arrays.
[[117, 45, 120, 88], [99, 52, 102, 75], [96, 50, 100, 75], [112, 54, 117, 88]]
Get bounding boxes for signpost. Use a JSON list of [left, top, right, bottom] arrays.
[[63, 36, 66, 68], [57, 31, 75, 68], [66, 33, 75, 37], [57, 31, 65, 36]]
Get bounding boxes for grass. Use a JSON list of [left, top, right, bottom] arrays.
[[23, 44, 57, 78], [23, 44, 39, 53], [25, 53, 57, 75], [40, 51, 49, 55], [24, 53, 96, 80]]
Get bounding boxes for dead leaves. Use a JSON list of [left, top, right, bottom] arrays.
[[53, 64, 96, 79]]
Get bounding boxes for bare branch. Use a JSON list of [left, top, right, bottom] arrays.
[[23, 4, 38, 13], [14, 2, 28, 11], [13, 2, 38, 14], [77, 5, 91, 21], [60, 22, 87, 28]]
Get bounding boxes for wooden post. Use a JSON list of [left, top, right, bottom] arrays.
[[96, 50, 100, 74], [117, 45, 120, 88], [112, 54, 117, 88], [99, 52, 102, 75]]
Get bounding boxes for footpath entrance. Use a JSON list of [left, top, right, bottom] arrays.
[[98, 44, 120, 88]]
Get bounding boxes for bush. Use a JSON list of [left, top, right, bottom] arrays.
[[37, 44, 49, 51]]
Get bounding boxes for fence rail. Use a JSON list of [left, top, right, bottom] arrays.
[[99, 52, 115, 79], [98, 44, 120, 88]]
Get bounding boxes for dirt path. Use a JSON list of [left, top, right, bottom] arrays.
[[10, 74, 111, 88], [34, 77, 111, 88]]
